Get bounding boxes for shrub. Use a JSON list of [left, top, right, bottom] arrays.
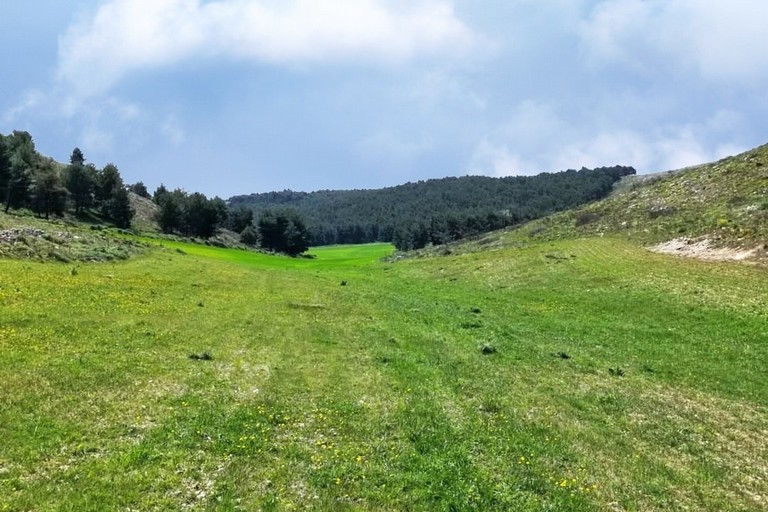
[[575, 211, 600, 226], [648, 206, 677, 219], [240, 225, 259, 246]]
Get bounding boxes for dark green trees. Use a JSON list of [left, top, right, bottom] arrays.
[[2, 131, 35, 213], [228, 207, 254, 233], [153, 187, 223, 238], [70, 147, 85, 166], [63, 149, 96, 215], [103, 187, 134, 228], [96, 163, 123, 204], [94, 163, 134, 228], [256, 209, 309, 256], [0, 133, 133, 226], [239, 225, 259, 246], [153, 184, 169, 204], [185, 192, 220, 238], [154, 187, 185, 234], [128, 181, 151, 199], [62, 151, 134, 226], [229, 207, 310, 255], [0, 134, 9, 210], [229, 165, 637, 250], [31, 159, 67, 219], [2, 133, 68, 219]]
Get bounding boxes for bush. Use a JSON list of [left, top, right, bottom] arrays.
[[575, 211, 600, 226], [648, 206, 677, 219], [240, 225, 259, 246]]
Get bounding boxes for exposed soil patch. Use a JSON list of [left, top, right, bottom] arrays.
[[650, 237, 760, 262]]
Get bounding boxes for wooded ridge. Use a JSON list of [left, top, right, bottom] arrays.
[[229, 166, 636, 249]]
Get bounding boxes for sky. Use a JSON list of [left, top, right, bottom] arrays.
[[2, 0, 768, 198]]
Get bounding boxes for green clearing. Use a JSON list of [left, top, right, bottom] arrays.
[[1, 239, 767, 511]]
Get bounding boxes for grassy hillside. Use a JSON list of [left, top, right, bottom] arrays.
[[2, 238, 767, 510], [0, 212, 149, 263], [522, 144, 768, 251]]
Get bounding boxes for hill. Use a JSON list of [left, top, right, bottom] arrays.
[[538, 144, 767, 244], [228, 166, 635, 249], [434, 144, 768, 262]]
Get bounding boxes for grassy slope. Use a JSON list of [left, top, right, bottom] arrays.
[[486, 144, 768, 254], [1, 238, 767, 511], [0, 212, 149, 263]]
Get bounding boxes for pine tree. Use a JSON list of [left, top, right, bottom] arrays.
[[64, 149, 96, 214], [3, 131, 35, 213], [30, 160, 67, 220], [103, 187, 134, 228]]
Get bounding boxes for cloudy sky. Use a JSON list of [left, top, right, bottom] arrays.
[[2, 1, 767, 197]]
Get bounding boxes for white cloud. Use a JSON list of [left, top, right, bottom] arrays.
[[578, 0, 657, 72], [58, 0, 475, 98], [357, 131, 434, 162], [3, 90, 46, 123], [653, 129, 743, 171], [552, 130, 652, 171], [468, 100, 572, 177], [555, 128, 743, 173], [497, 100, 567, 148], [81, 123, 116, 155], [406, 70, 487, 111], [468, 139, 536, 177], [548, 128, 734, 173], [161, 114, 186, 146], [580, 0, 768, 86], [467, 100, 747, 179]]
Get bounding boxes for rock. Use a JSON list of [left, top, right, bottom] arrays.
[[480, 344, 497, 355]]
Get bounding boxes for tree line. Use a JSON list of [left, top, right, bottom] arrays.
[[152, 185, 310, 256], [0, 131, 134, 227], [229, 166, 636, 250], [3, 129, 636, 255], [0, 129, 310, 256]]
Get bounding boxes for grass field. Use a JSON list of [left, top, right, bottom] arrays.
[[1, 239, 767, 511]]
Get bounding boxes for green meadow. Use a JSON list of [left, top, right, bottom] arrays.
[[1, 239, 767, 511]]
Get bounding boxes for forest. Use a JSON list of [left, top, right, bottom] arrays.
[[229, 166, 636, 250]]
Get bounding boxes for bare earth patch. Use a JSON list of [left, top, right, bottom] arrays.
[[650, 237, 760, 262]]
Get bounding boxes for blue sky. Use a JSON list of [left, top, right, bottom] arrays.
[[2, 1, 767, 198]]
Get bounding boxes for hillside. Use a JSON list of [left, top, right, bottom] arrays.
[[539, 144, 767, 244], [128, 191, 160, 232], [435, 144, 768, 262], [229, 166, 635, 249]]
